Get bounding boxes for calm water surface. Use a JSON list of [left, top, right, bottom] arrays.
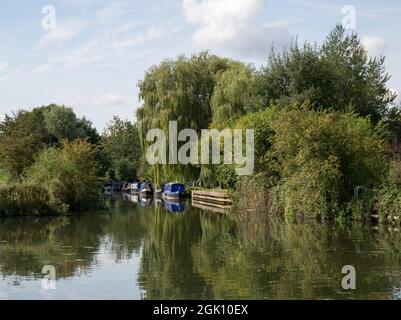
[[1, 196, 401, 300]]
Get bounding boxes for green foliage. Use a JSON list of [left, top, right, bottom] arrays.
[[26, 139, 102, 211], [43, 105, 81, 141], [234, 108, 277, 173], [0, 104, 100, 181], [0, 184, 56, 216], [376, 160, 401, 225], [211, 62, 262, 126], [347, 192, 375, 222], [136, 52, 236, 184], [0, 109, 49, 180], [260, 25, 396, 121], [0, 166, 7, 182], [270, 107, 387, 220], [101, 116, 140, 181]]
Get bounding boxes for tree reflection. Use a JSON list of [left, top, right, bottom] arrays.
[[1, 199, 401, 299]]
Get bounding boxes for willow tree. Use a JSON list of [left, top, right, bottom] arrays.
[[211, 61, 262, 127], [137, 52, 237, 185]]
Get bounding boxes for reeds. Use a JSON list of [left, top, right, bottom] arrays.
[[0, 184, 57, 217]]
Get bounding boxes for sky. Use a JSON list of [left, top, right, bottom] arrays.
[[0, 0, 400, 131]]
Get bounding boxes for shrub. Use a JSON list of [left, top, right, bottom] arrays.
[[271, 106, 387, 220], [26, 139, 102, 211], [0, 184, 57, 216], [376, 160, 401, 225]]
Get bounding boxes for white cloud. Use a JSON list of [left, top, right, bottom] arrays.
[[183, 0, 291, 58], [93, 94, 136, 107], [362, 36, 387, 57], [0, 61, 8, 72], [37, 18, 87, 48]]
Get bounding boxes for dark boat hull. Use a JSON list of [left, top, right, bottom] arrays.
[[140, 190, 154, 198]]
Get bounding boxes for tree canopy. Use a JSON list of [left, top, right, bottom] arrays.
[[101, 116, 140, 181], [259, 25, 396, 121], [0, 104, 99, 180]]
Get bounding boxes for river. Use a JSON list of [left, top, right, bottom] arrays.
[[0, 196, 401, 299]]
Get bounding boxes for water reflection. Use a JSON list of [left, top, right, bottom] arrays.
[[163, 200, 185, 213], [0, 198, 401, 299]]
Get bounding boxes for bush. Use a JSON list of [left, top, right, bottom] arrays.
[[26, 139, 102, 211], [270, 106, 387, 220], [376, 160, 401, 225], [0, 184, 57, 216]]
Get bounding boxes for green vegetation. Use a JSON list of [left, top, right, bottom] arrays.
[[136, 25, 401, 224], [101, 116, 141, 181], [0, 166, 7, 183], [0, 105, 135, 216], [0, 184, 55, 217], [376, 160, 401, 225], [1, 24, 401, 223], [25, 139, 102, 212], [0, 104, 101, 181], [269, 107, 387, 221]]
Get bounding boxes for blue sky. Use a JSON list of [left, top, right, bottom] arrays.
[[0, 0, 400, 131]]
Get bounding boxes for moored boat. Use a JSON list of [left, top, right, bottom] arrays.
[[154, 184, 164, 198], [139, 182, 154, 198], [130, 182, 140, 194], [162, 183, 186, 200]]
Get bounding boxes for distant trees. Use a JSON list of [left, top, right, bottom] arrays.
[[101, 116, 140, 181]]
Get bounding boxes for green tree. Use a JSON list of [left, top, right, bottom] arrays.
[[136, 52, 235, 184], [260, 25, 396, 121], [211, 62, 262, 126], [0, 109, 49, 180], [0, 105, 100, 181], [42, 104, 100, 143], [101, 116, 140, 181]]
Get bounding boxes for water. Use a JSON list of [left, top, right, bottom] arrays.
[[1, 196, 401, 300]]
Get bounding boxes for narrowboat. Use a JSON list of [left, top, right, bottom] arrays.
[[122, 182, 132, 193], [162, 183, 186, 200], [139, 182, 154, 198], [130, 182, 140, 194]]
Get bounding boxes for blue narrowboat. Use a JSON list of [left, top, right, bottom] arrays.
[[162, 183, 186, 200]]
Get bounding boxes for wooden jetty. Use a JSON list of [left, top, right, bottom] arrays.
[[191, 189, 232, 213]]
